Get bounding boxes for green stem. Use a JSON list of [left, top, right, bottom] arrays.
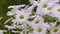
[[0, 23, 8, 34], [9, 30, 11, 34], [0, 23, 5, 30]]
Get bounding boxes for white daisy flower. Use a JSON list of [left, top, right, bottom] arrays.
[[32, 23, 49, 34], [0, 30, 4, 34], [7, 3, 36, 24], [49, 4, 60, 21], [0, 30, 7, 34], [50, 25, 60, 34], [11, 19, 17, 24], [27, 16, 44, 29], [39, 0, 49, 3], [14, 3, 37, 24], [29, 0, 48, 6], [46, 21, 57, 30], [5, 0, 60, 34], [51, 4, 60, 13], [7, 11, 15, 16], [52, 0, 59, 3], [36, 2, 54, 16], [25, 3, 36, 15], [5, 25, 16, 30], [15, 10, 30, 24], [47, 0, 59, 4]]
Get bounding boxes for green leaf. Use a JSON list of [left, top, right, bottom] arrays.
[[28, 18, 34, 21], [56, 21, 60, 27], [43, 15, 57, 23], [26, 24, 33, 32], [46, 30, 50, 34]]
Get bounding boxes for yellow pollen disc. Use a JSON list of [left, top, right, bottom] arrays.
[[38, 0, 40, 3], [43, 4, 47, 8], [57, 8, 60, 12], [35, 20, 39, 24], [47, 7, 52, 10], [53, 27, 58, 32], [37, 28, 42, 32], [19, 15, 24, 19]]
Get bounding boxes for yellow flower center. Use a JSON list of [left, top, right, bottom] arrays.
[[35, 20, 39, 24], [53, 27, 58, 32], [37, 28, 42, 32], [57, 8, 60, 12], [37, 0, 40, 3], [47, 7, 52, 10], [43, 4, 47, 8], [19, 15, 24, 19]]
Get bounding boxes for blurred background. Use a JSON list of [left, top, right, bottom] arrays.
[[0, 0, 29, 34]]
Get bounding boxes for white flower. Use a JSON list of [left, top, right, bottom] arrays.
[[47, 0, 59, 4], [0, 30, 3, 34], [7, 11, 15, 16], [32, 23, 49, 34], [46, 21, 57, 30], [39, 0, 49, 3], [36, 2, 54, 16], [14, 3, 36, 24], [51, 0, 59, 3], [11, 19, 17, 24], [0, 30, 7, 34], [49, 4, 60, 21], [25, 3, 36, 15], [36, 2, 55, 15], [50, 25, 60, 34], [51, 4, 60, 13], [5, 25, 16, 29], [15, 11, 30, 24], [5, 0, 60, 34], [27, 16, 44, 29]]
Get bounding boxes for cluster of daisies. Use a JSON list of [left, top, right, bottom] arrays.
[[0, 0, 60, 34]]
